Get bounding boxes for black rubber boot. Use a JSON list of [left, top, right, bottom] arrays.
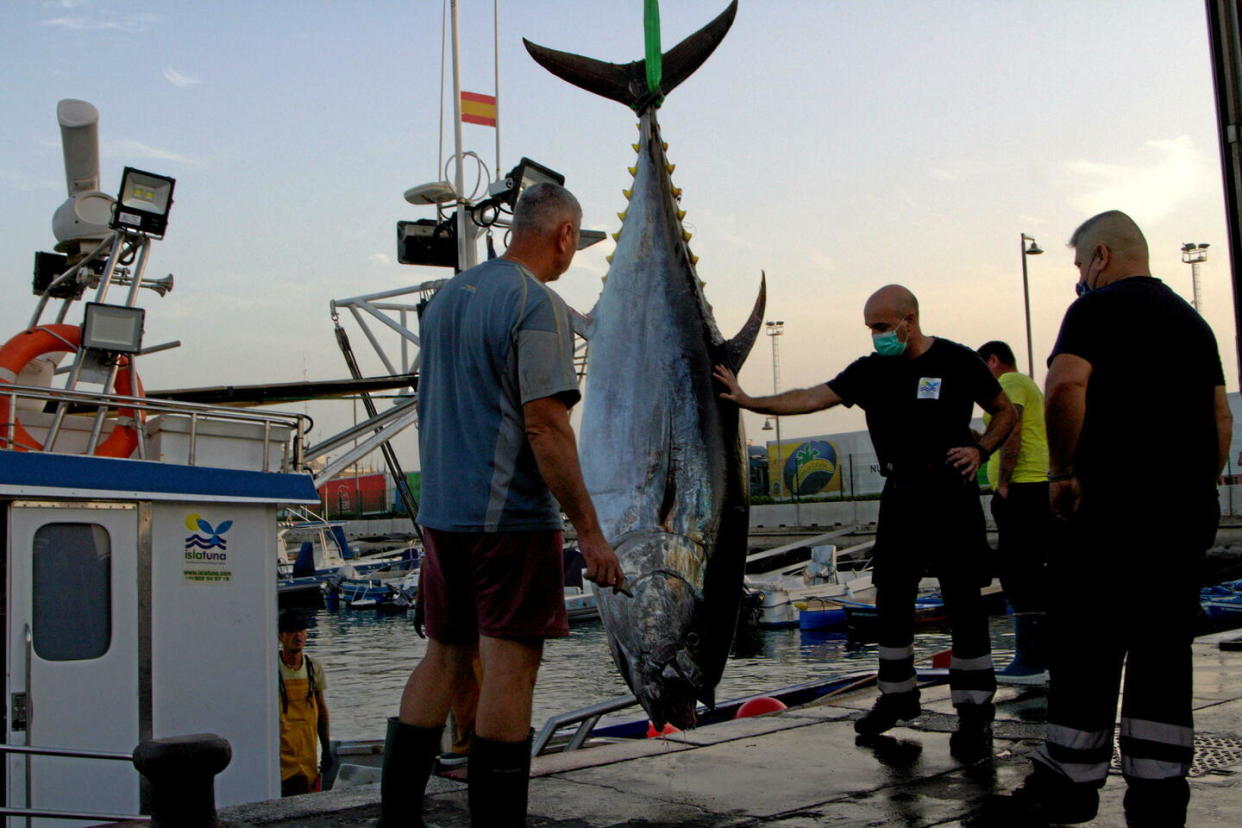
[[978, 764, 1099, 825], [854, 691, 921, 737], [950, 704, 994, 763], [378, 717, 443, 828], [1123, 777, 1190, 827], [467, 733, 533, 827]]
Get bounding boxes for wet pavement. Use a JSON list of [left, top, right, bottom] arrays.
[[223, 631, 1242, 827]]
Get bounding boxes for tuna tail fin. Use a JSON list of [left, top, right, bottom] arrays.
[[720, 271, 766, 373], [523, 0, 738, 113]]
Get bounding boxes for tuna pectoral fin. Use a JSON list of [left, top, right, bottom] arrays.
[[523, 1, 738, 112], [720, 271, 767, 372]]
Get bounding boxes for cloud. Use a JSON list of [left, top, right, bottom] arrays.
[[368, 253, 392, 266], [40, 12, 158, 32], [809, 250, 835, 272], [0, 169, 58, 192], [163, 66, 201, 89], [41, 0, 86, 8], [103, 139, 196, 165], [1066, 135, 1203, 224], [928, 159, 1002, 182]]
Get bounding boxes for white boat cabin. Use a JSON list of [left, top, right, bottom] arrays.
[[0, 405, 317, 826]]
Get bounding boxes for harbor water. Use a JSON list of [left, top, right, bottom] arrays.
[[301, 609, 1019, 741]]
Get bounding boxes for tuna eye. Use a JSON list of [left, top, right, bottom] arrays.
[[686, 632, 700, 647]]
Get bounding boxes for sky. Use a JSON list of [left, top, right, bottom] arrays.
[[0, 0, 1234, 471]]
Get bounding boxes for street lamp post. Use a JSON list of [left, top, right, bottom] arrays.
[[1020, 233, 1043, 377], [1181, 242, 1209, 312], [765, 320, 800, 526]]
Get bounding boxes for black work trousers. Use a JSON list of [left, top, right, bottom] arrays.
[[989, 481, 1052, 614], [1034, 498, 1217, 820], [874, 470, 995, 714]]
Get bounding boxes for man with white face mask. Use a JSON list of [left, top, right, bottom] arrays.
[[714, 284, 1015, 761]]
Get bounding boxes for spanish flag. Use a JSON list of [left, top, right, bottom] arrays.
[[460, 91, 497, 127]]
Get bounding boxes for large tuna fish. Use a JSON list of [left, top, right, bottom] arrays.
[[525, 0, 764, 729]]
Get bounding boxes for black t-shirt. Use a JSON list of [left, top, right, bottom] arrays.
[[1050, 276, 1224, 503], [827, 338, 1002, 474]]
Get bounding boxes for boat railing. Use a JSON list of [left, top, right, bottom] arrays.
[[1, 381, 311, 472], [0, 742, 150, 823], [531, 694, 639, 757]]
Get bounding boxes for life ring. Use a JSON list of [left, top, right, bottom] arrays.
[[0, 324, 143, 457]]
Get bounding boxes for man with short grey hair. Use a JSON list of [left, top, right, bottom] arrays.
[[986, 210, 1231, 827], [379, 182, 625, 827]]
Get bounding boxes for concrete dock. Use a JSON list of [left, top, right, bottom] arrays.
[[223, 631, 1242, 827]]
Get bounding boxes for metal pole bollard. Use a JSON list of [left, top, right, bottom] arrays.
[[132, 734, 231, 828]]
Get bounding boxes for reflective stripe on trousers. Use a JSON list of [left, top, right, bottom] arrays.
[[949, 652, 995, 707], [878, 644, 916, 696], [1119, 717, 1194, 780], [1034, 723, 1113, 784]]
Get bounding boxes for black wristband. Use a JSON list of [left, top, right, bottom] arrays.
[[1047, 471, 1074, 482], [974, 443, 992, 462]]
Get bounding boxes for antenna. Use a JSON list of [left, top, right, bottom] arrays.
[[57, 99, 101, 196], [52, 99, 116, 254]]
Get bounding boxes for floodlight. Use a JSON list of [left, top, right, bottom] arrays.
[[33, 251, 86, 299], [397, 219, 458, 268], [487, 157, 565, 207], [577, 229, 606, 250], [82, 302, 145, 354], [111, 167, 176, 238]]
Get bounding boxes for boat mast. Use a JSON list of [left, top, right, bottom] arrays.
[[449, 0, 477, 271]]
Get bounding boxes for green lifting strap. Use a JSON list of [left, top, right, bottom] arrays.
[[644, 0, 663, 100]]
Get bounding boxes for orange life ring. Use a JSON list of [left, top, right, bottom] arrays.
[[0, 324, 143, 457]]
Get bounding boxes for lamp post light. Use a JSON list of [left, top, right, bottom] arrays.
[[764, 320, 800, 525], [1020, 233, 1043, 378], [1181, 242, 1209, 312]]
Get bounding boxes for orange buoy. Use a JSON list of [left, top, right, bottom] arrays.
[[734, 697, 787, 719], [0, 324, 142, 457], [645, 721, 680, 738]]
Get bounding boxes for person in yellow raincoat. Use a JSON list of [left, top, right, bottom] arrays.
[[278, 611, 331, 796]]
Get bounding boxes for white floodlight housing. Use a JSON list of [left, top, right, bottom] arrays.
[[404, 181, 458, 205], [111, 167, 176, 238], [82, 302, 145, 354]]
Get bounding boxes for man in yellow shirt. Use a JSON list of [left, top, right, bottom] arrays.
[[278, 611, 332, 796], [977, 341, 1051, 685]]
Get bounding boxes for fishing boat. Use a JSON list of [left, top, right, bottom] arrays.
[[743, 530, 877, 628], [326, 568, 420, 611], [0, 99, 329, 824], [277, 515, 419, 605], [563, 585, 599, 623], [1201, 580, 1242, 627], [841, 593, 949, 640]]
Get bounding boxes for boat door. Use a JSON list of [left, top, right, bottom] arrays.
[[6, 501, 141, 826]]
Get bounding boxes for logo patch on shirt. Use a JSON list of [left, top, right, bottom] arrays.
[[917, 377, 942, 400]]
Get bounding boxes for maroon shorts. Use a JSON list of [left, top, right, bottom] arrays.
[[421, 527, 569, 644]]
